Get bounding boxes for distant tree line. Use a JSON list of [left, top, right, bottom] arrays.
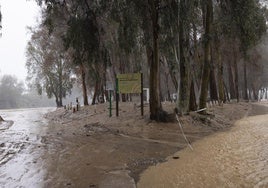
[[0, 74, 55, 109], [22, 0, 268, 121]]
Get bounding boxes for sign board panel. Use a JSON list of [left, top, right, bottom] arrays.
[[117, 73, 141, 94]]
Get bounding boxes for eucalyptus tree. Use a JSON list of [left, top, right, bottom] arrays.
[[26, 25, 74, 107], [38, 0, 109, 106], [215, 0, 265, 102], [177, 0, 201, 113], [124, 0, 164, 120], [197, 0, 213, 111], [229, 0, 266, 100], [110, 0, 167, 120]]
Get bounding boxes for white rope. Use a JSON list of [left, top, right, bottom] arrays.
[[193, 108, 207, 113], [176, 114, 193, 151]]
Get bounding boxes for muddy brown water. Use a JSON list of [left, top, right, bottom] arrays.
[[138, 113, 268, 187], [1, 104, 267, 188]]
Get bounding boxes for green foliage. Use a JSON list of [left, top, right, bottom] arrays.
[[34, 0, 268, 108], [218, 0, 267, 55], [64, 14, 99, 64], [26, 25, 74, 107]]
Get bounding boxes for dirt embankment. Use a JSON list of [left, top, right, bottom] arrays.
[[43, 102, 254, 187]]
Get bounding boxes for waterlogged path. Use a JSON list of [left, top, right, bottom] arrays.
[[0, 108, 53, 187], [138, 114, 268, 187]]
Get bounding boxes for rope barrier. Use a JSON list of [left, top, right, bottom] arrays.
[[175, 114, 193, 151], [193, 108, 207, 113]]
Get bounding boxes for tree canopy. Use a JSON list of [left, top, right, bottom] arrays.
[[24, 0, 268, 120], [26, 21, 74, 107]]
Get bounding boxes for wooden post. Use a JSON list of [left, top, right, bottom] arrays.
[[141, 73, 144, 116], [109, 90, 112, 117], [116, 78, 119, 117]]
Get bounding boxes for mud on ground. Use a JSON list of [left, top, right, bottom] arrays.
[[39, 101, 259, 188]]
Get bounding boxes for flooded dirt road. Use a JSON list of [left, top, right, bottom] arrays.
[[0, 108, 54, 188], [138, 113, 268, 187], [0, 103, 261, 188]]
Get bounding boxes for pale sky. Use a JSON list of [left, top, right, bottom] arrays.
[[0, 0, 40, 82]]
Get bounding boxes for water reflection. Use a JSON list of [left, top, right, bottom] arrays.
[[0, 108, 54, 188]]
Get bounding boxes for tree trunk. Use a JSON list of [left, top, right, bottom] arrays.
[[251, 84, 258, 101], [217, 45, 224, 105], [55, 97, 60, 108], [199, 0, 213, 111], [224, 81, 230, 102], [177, 0, 190, 114], [243, 60, 249, 101], [165, 73, 172, 102], [58, 62, 63, 107], [189, 79, 197, 111], [92, 80, 99, 105], [209, 58, 218, 101], [80, 63, 89, 106], [148, 0, 164, 121], [233, 45, 239, 102], [228, 61, 236, 99]]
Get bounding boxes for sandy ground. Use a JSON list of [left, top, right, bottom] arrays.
[[138, 103, 268, 187], [38, 101, 254, 187], [1, 102, 266, 187]]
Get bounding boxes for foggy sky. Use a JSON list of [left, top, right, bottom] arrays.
[[0, 0, 40, 82]]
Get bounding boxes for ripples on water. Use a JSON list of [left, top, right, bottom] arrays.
[[138, 115, 268, 188], [0, 108, 53, 187]]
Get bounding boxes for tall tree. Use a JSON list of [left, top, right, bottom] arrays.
[[26, 25, 74, 107], [230, 0, 266, 100], [147, 0, 163, 120], [177, 0, 191, 114], [38, 0, 101, 106], [199, 0, 213, 111], [113, 0, 167, 120]]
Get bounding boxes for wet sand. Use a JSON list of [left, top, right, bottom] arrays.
[[138, 103, 268, 188], [0, 102, 261, 187]]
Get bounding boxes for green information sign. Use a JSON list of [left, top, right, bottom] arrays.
[[117, 73, 141, 94]]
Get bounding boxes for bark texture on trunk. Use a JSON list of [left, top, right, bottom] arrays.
[[233, 45, 239, 102], [189, 79, 197, 111], [80, 63, 89, 106], [177, 0, 190, 114], [217, 45, 224, 105], [243, 60, 249, 101], [148, 0, 165, 121], [199, 0, 213, 111], [209, 64, 218, 101], [228, 61, 236, 99]]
